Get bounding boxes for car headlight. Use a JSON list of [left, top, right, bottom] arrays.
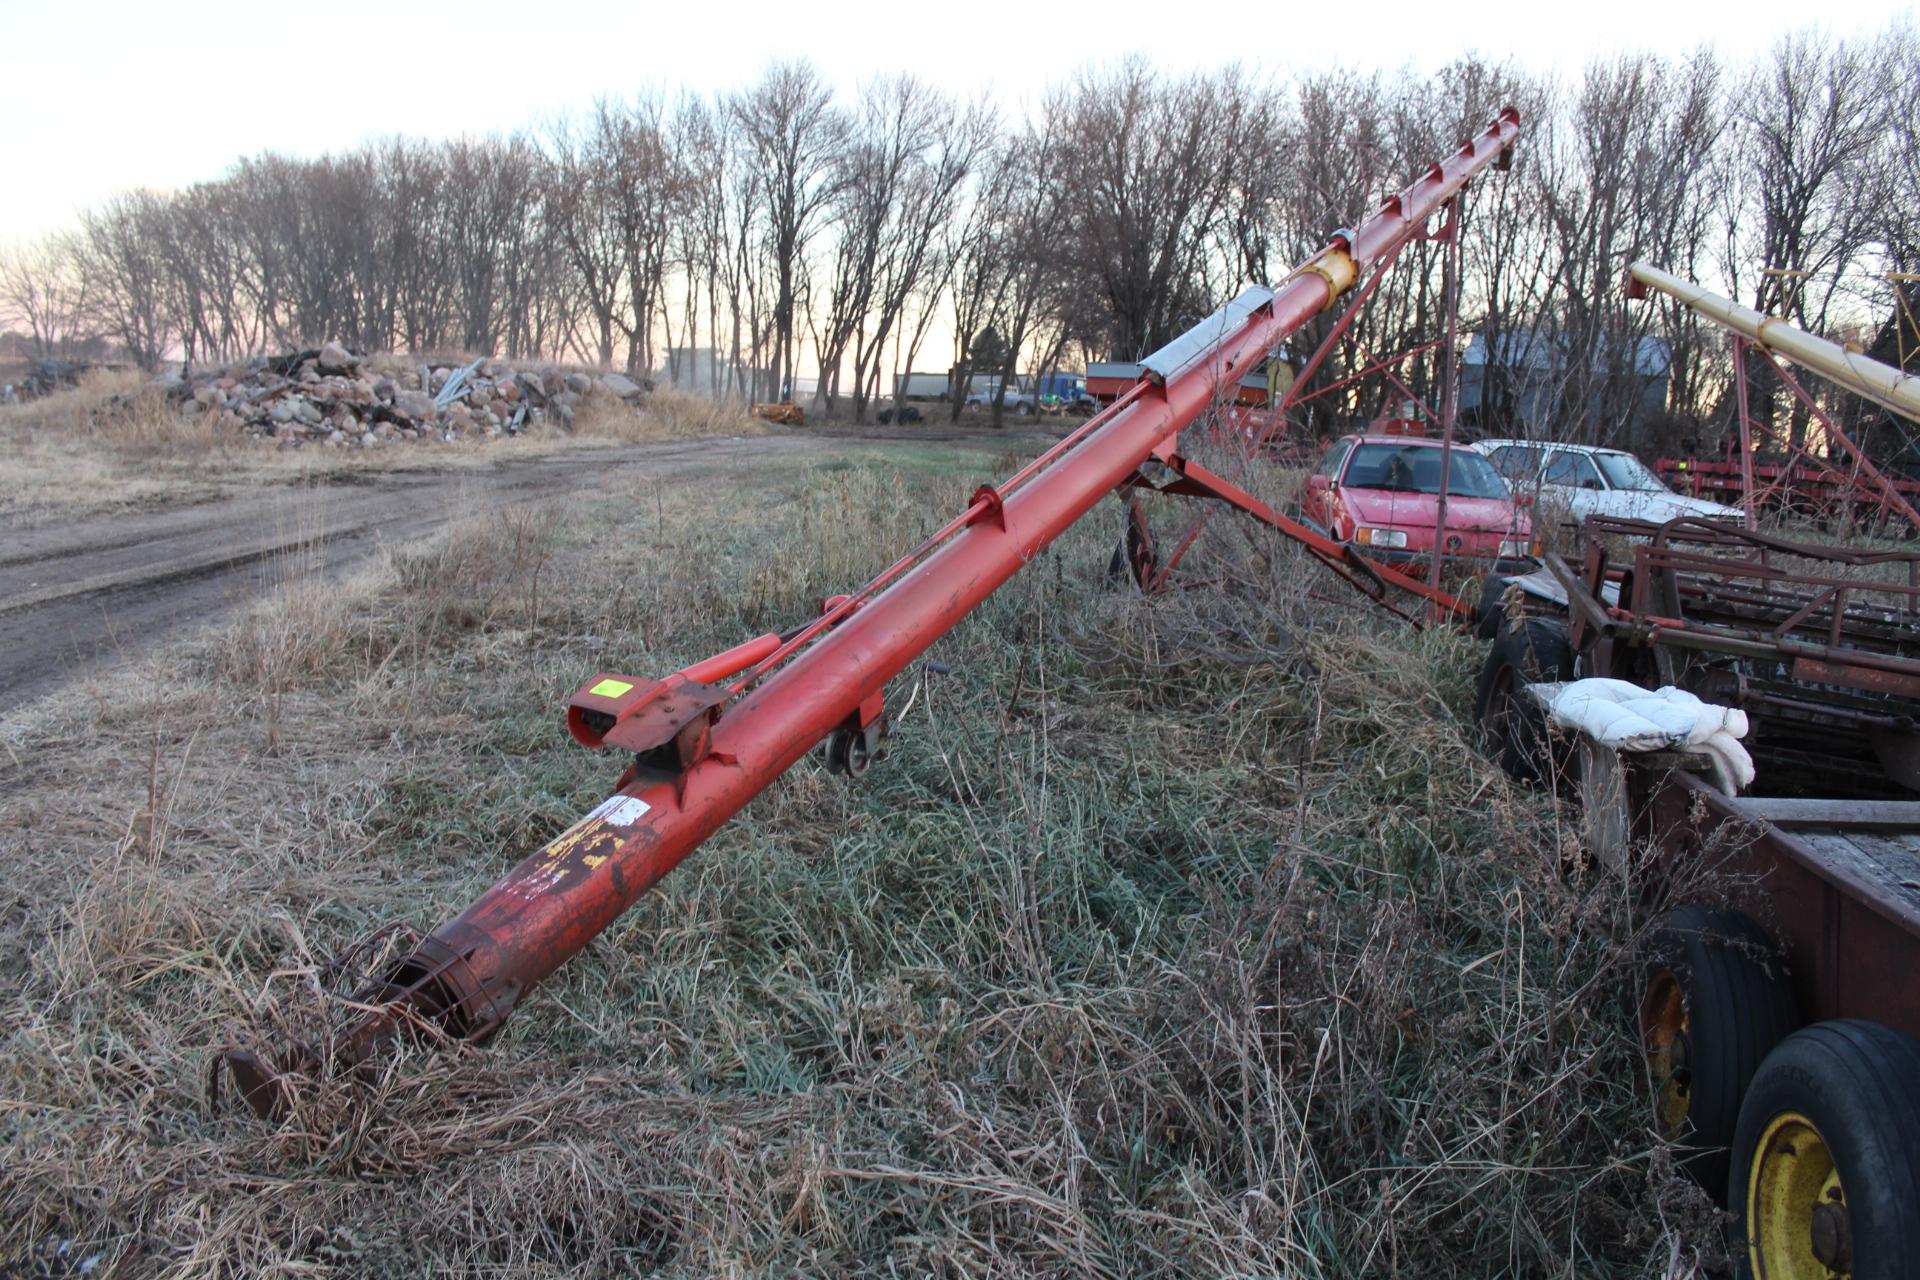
[[1355, 527, 1409, 549]]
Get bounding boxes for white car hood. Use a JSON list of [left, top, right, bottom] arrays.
[[1592, 489, 1741, 522]]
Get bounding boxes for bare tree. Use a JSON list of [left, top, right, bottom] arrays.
[[1058, 61, 1249, 359], [0, 235, 90, 358], [731, 62, 846, 400], [77, 192, 174, 371]]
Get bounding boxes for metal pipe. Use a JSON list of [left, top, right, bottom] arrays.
[[1427, 199, 1463, 616], [1627, 262, 1920, 425], [219, 107, 1524, 1116]]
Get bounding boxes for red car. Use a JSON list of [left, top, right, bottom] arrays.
[[1300, 433, 1535, 569]]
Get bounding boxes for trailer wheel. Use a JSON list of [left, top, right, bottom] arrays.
[[1732, 1020, 1920, 1278], [1473, 618, 1573, 783], [1473, 573, 1514, 641], [1641, 905, 1799, 1204]]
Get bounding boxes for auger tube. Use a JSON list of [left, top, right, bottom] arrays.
[[217, 107, 1524, 1119]]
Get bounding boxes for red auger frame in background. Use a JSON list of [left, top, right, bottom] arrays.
[[214, 107, 1525, 1119]]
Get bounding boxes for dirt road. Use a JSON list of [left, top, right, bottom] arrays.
[[0, 430, 1039, 715]]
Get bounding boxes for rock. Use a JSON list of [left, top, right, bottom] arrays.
[[326, 429, 345, 446], [564, 372, 592, 396], [359, 430, 377, 448], [373, 377, 397, 401], [318, 341, 354, 372], [268, 398, 302, 424], [499, 379, 521, 403], [394, 389, 437, 420]]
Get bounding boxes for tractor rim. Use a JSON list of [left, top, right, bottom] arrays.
[[1748, 1109, 1851, 1279]]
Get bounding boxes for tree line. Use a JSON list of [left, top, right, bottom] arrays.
[[2, 26, 1915, 448]]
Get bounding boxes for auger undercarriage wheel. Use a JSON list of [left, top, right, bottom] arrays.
[[1472, 617, 1574, 783], [824, 728, 867, 776], [1732, 1020, 1920, 1279], [1104, 500, 1159, 591], [824, 725, 881, 777], [1640, 905, 1799, 1204]]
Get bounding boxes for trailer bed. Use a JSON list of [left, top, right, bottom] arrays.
[[1641, 771, 1920, 1041]]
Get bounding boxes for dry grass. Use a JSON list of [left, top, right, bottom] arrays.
[[0, 374, 761, 519], [570, 386, 767, 444], [0, 439, 1731, 1276], [0, 371, 236, 512]]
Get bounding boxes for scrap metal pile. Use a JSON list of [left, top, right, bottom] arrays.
[[171, 344, 651, 448]]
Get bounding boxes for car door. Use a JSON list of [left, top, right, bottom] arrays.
[[1541, 449, 1608, 520]]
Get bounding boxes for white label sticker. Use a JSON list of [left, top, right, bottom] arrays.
[[589, 794, 653, 827]]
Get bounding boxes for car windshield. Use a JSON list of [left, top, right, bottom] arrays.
[[1593, 451, 1668, 492], [1343, 443, 1509, 499]]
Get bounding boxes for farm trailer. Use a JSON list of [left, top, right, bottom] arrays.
[[1476, 512, 1920, 1276]]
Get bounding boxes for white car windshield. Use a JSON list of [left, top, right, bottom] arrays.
[[1593, 452, 1668, 492]]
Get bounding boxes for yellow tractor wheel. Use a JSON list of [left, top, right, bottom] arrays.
[[1733, 1020, 1920, 1279]]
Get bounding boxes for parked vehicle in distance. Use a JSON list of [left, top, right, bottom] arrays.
[[966, 385, 1037, 415], [1033, 372, 1097, 415], [1301, 433, 1535, 570], [893, 372, 954, 403], [1471, 438, 1743, 523]]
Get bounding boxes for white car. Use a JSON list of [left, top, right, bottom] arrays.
[[1469, 439, 1743, 524]]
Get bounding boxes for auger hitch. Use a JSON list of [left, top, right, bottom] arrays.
[[213, 107, 1522, 1121]]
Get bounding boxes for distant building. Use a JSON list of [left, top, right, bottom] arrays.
[[1458, 331, 1671, 448], [662, 347, 768, 396]]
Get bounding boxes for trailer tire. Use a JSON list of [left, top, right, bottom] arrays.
[[1473, 618, 1573, 783], [1641, 905, 1799, 1205], [1474, 573, 1514, 641], [1731, 1020, 1920, 1278]]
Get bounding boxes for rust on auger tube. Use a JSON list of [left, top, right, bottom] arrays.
[[215, 106, 1524, 1120]]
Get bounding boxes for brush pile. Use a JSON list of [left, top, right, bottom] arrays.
[[172, 343, 655, 449]]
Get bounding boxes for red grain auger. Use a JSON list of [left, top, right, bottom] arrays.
[[216, 106, 1524, 1118]]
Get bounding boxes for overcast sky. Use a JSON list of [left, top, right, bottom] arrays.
[[0, 0, 1911, 245]]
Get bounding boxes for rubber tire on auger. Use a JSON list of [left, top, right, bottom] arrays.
[[1642, 906, 1800, 1205], [1731, 1020, 1920, 1278], [1472, 617, 1574, 783]]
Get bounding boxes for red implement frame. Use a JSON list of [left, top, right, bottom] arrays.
[[216, 108, 1524, 1118]]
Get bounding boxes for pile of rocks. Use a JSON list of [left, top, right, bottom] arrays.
[[175, 342, 652, 448]]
